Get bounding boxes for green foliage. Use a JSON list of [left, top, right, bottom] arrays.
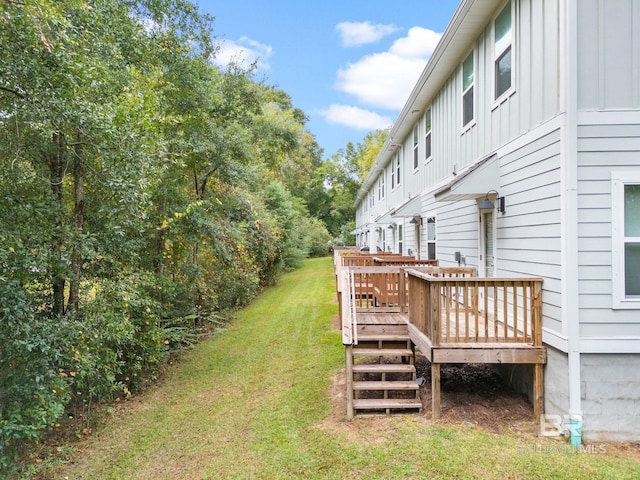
[[0, 0, 358, 473], [0, 282, 73, 472]]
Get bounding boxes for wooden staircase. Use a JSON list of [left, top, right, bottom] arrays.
[[346, 322, 422, 418]]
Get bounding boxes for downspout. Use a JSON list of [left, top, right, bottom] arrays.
[[561, 0, 583, 446]]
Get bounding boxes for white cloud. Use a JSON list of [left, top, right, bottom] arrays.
[[334, 27, 442, 110], [390, 26, 442, 58], [212, 36, 273, 71], [336, 21, 400, 47], [319, 104, 393, 130]]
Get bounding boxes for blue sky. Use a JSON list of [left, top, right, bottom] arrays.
[[198, 1, 460, 158]]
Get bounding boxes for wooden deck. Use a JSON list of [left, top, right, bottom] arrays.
[[334, 252, 546, 420]]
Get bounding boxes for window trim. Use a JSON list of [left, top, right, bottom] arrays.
[[424, 108, 432, 164], [412, 125, 419, 171], [612, 172, 640, 309], [461, 50, 475, 132], [492, 0, 516, 108]]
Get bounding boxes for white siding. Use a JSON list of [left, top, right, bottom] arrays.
[[498, 128, 563, 334], [577, 121, 640, 336], [355, 0, 564, 232], [578, 0, 640, 110]]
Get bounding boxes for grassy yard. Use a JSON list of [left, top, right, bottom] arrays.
[[43, 257, 639, 479]]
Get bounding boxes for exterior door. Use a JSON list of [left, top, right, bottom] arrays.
[[482, 211, 495, 277]]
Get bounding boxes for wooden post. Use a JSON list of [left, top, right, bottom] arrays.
[[432, 362, 441, 418], [346, 346, 354, 420], [533, 362, 544, 419]]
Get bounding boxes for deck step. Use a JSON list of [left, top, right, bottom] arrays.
[[352, 381, 419, 391], [352, 348, 413, 357], [353, 398, 422, 410], [352, 363, 416, 374], [356, 333, 410, 342]]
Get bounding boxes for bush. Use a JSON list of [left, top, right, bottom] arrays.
[[0, 281, 74, 474]]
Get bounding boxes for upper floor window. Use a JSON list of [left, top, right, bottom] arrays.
[[494, 1, 513, 100], [391, 161, 395, 189], [413, 126, 419, 170], [424, 109, 432, 162], [378, 172, 385, 200], [462, 51, 474, 128], [612, 172, 640, 308], [395, 153, 401, 187]]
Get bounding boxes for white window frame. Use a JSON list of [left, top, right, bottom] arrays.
[[492, 0, 515, 107], [412, 126, 419, 171], [424, 108, 432, 164], [461, 50, 475, 131], [395, 152, 401, 188], [612, 172, 640, 309]]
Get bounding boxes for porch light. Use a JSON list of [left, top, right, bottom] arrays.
[[387, 224, 396, 230], [409, 217, 418, 224], [479, 190, 506, 214]]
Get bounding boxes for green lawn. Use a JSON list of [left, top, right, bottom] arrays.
[[45, 257, 639, 479]]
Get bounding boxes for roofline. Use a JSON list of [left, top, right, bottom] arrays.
[[355, 0, 502, 205]]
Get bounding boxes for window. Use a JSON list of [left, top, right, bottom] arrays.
[[494, 1, 513, 100], [391, 153, 400, 189], [426, 216, 436, 259], [462, 51, 474, 127], [424, 109, 432, 162], [391, 161, 395, 189], [378, 173, 385, 200], [413, 126, 419, 170], [612, 173, 640, 308]]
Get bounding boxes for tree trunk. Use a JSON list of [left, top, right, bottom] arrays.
[[49, 132, 67, 316], [69, 131, 84, 312]]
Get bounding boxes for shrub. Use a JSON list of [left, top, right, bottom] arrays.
[[0, 281, 74, 474]]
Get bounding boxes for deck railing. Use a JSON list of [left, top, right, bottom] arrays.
[[340, 266, 407, 345], [406, 269, 543, 347], [373, 256, 439, 267]]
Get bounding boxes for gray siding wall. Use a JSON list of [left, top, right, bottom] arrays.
[[578, 0, 640, 110], [577, 122, 640, 337], [356, 0, 564, 233], [499, 128, 563, 333]]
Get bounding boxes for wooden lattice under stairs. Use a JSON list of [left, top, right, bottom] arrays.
[[346, 316, 422, 418]]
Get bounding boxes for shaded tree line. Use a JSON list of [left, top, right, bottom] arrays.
[[0, 0, 345, 471]]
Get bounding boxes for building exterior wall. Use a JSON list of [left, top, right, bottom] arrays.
[[576, 119, 640, 339], [581, 353, 640, 441], [351, 0, 640, 440], [577, 0, 640, 111]]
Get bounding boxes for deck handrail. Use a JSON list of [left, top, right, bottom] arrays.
[[406, 271, 543, 347], [341, 267, 356, 345]]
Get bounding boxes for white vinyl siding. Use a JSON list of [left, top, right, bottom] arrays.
[[577, 120, 640, 335], [577, 0, 640, 110]]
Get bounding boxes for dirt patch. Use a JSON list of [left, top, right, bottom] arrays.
[[320, 355, 538, 437]]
